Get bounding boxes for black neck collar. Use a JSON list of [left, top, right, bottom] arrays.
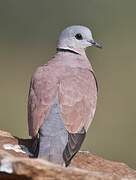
[[57, 48, 80, 55]]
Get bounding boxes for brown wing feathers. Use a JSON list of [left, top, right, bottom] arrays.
[[63, 127, 86, 167]]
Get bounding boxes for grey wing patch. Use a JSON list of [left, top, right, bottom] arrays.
[[63, 127, 86, 167]]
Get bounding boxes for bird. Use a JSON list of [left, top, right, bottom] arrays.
[[27, 25, 102, 167]]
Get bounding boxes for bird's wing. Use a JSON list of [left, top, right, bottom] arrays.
[[58, 67, 97, 166], [59, 68, 97, 133], [28, 64, 59, 137], [28, 63, 97, 139]]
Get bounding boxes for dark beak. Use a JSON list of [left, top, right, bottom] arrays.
[[89, 40, 102, 49]]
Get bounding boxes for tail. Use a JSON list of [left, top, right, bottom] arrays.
[[38, 131, 68, 165], [34, 96, 86, 166], [37, 97, 68, 165]]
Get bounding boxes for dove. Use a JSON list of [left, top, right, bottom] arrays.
[[27, 25, 101, 166]]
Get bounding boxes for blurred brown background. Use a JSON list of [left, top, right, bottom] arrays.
[[0, 0, 136, 168]]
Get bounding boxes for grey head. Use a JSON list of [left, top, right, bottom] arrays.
[[57, 25, 102, 54]]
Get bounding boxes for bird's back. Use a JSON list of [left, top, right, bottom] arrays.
[[28, 52, 97, 135]]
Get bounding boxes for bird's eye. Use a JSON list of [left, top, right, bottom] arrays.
[[75, 33, 83, 40]]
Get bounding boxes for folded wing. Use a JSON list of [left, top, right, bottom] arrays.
[[28, 65, 97, 137], [59, 68, 97, 133]]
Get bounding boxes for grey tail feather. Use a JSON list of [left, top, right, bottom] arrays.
[[63, 127, 86, 167]]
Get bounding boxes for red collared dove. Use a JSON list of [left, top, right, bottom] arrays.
[[28, 25, 101, 166]]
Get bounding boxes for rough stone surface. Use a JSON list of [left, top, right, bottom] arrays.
[[0, 130, 135, 180]]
